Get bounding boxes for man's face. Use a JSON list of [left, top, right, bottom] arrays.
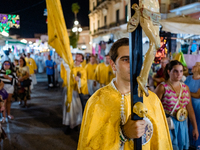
[[110, 46, 130, 82], [48, 55, 51, 60], [27, 53, 30, 58], [105, 56, 110, 65], [90, 56, 95, 64], [160, 58, 168, 69], [76, 54, 83, 62]]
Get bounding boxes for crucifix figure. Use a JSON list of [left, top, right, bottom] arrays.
[[128, 0, 160, 97]]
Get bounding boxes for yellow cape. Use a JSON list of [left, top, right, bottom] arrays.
[[25, 57, 37, 75], [78, 83, 172, 150], [95, 63, 115, 85], [85, 63, 97, 80], [72, 66, 88, 95]]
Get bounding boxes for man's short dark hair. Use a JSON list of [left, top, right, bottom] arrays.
[[109, 38, 129, 62], [76, 53, 84, 61]]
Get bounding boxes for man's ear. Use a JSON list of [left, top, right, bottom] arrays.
[[110, 59, 117, 71]]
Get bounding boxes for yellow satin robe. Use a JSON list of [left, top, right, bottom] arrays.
[[72, 66, 88, 95], [81, 59, 86, 68], [60, 62, 67, 87], [25, 57, 37, 75], [78, 83, 172, 150], [95, 63, 115, 86], [85, 63, 97, 80]]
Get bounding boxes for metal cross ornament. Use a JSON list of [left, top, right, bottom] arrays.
[[128, 0, 161, 149]]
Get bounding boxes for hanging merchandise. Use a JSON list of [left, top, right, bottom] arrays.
[[174, 52, 187, 67], [154, 39, 168, 64]]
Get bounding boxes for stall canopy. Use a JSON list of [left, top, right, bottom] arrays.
[[0, 34, 26, 46], [160, 16, 200, 35]]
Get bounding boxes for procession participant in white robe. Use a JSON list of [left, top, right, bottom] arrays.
[[37, 53, 44, 73], [62, 54, 88, 133]]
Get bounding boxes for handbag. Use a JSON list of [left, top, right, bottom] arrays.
[[20, 78, 32, 87], [166, 100, 179, 130]]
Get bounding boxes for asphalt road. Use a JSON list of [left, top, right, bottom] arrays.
[[1, 73, 79, 150]]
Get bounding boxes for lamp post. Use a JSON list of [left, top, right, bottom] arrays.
[[72, 20, 82, 48]]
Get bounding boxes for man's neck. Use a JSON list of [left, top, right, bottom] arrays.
[[114, 77, 130, 95], [104, 62, 109, 66], [75, 61, 81, 66]]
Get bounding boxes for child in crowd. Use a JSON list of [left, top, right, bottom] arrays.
[[0, 61, 17, 123]]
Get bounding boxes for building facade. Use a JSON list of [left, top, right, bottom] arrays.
[[89, 0, 129, 54]]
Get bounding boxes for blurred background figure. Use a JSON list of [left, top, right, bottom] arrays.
[[37, 53, 44, 74], [45, 55, 56, 87], [153, 57, 169, 86], [8, 48, 15, 63], [85, 55, 98, 96], [16, 57, 30, 108], [185, 62, 200, 149], [95, 54, 115, 87], [25, 53, 37, 90]]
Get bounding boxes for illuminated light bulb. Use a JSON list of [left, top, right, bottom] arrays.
[[78, 27, 82, 32], [74, 21, 79, 25], [1, 31, 9, 37], [20, 39, 27, 44], [72, 27, 78, 32]]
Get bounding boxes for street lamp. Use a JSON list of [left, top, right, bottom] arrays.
[[72, 20, 82, 34], [72, 20, 82, 48]]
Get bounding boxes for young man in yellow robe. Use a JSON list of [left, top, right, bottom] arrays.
[[78, 38, 172, 150], [25, 53, 37, 90], [94, 54, 115, 87], [63, 53, 89, 133], [85, 55, 98, 95]]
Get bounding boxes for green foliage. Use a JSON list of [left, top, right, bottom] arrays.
[[72, 3, 80, 15], [69, 30, 79, 48]]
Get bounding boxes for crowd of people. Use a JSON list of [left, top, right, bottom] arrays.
[[0, 49, 61, 140], [60, 38, 200, 150], [0, 37, 199, 149]]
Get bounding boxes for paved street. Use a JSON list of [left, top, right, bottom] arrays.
[[1, 73, 79, 150]]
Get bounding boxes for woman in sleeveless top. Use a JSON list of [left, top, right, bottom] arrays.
[[185, 62, 200, 149], [155, 60, 198, 150]]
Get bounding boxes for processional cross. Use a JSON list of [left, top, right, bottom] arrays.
[[128, 0, 161, 149]]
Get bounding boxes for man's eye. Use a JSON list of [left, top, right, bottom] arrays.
[[123, 59, 128, 61]]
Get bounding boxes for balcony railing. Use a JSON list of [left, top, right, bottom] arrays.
[[92, 19, 126, 36]]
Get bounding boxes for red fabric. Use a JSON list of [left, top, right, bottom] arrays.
[[156, 68, 164, 78], [155, 68, 164, 86]]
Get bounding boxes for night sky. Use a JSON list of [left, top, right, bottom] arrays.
[[0, 0, 89, 38]]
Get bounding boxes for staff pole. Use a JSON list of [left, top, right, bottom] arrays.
[[129, 0, 143, 149]]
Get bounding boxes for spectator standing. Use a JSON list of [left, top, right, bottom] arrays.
[[16, 57, 30, 108], [155, 60, 198, 150], [45, 55, 56, 87], [8, 48, 15, 63], [185, 62, 200, 149], [153, 57, 169, 86], [0, 61, 17, 122]]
